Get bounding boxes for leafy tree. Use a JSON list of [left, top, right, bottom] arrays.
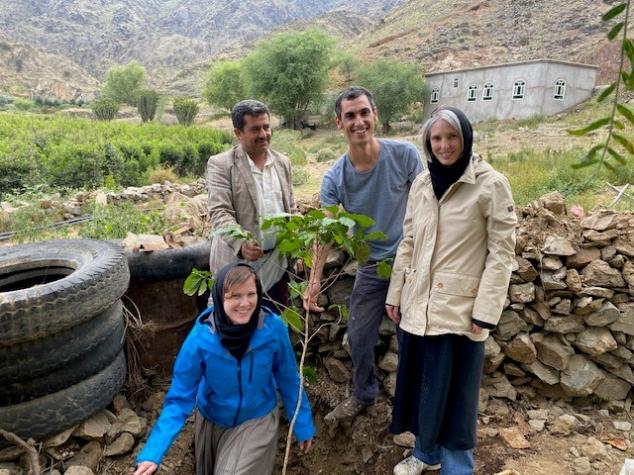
[[137, 89, 159, 122], [92, 98, 119, 121], [173, 98, 199, 126], [101, 61, 146, 106], [356, 58, 427, 132], [203, 60, 247, 111], [244, 29, 334, 129]]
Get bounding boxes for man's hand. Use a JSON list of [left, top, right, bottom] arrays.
[[299, 439, 313, 453], [240, 241, 263, 261], [303, 280, 324, 313], [471, 322, 483, 334], [385, 304, 401, 324], [133, 461, 158, 475]]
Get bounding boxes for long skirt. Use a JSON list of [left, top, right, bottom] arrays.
[[195, 408, 279, 475], [390, 331, 485, 451]]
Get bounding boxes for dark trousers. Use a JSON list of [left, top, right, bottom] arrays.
[[348, 263, 390, 405]]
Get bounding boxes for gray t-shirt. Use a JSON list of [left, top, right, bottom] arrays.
[[321, 139, 423, 261]]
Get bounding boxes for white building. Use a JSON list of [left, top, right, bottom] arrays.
[[423, 59, 599, 123]]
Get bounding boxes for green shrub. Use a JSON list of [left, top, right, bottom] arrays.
[[13, 98, 34, 111], [0, 155, 36, 195], [92, 98, 119, 121], [173, 98, 199, 126], [292, 166, 309, 186], [0, 95, 13, 107], [79, 202, 166, 240], [316, 148, 336, 163], [137, 89, 159, 122], [272, 130, 307, 166]]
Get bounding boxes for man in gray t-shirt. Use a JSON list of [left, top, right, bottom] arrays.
[[304, 86, 422, 421]]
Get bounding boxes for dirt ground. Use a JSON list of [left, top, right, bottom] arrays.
[[100, 365, 634, 475]]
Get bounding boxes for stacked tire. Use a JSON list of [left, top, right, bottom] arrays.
[[0, 240, 130, 447]]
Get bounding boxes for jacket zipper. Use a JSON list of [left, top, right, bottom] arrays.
[[233, 359, 243, 426]]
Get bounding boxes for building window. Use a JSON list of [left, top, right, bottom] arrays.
[[482, 82, 494, 101], [554, 79, 566, 100], [467, 85, 477, 102], [453, 77, 459, 88], [430, 87, 440, 103], [512, 80, 526, 99]]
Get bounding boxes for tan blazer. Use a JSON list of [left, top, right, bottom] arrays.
[[386, 155, 517, 342], [206, 144, 295, 274]]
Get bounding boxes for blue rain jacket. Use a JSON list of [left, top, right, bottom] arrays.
[[137, 306, 315, 464]]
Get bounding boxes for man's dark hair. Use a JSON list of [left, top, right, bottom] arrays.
[[231, 100, 270, 130], [334, 86, 376, 119]]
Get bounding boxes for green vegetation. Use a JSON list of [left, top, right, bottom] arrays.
[[92, 98, 119, 121], [173, 98, 199, 126], [203, 60, 247, 111], [0, 112, 232, 195], [137, 89, 159, 122], [79, 202, 166, 240], [356, 58, 427, 132], [492, 147, 634, 210], [244, 29, 334, 130], [101, 60, 146, 106], [271, 129, 307, 166]]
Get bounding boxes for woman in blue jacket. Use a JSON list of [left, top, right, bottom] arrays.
[[134, 263, 315, 475]]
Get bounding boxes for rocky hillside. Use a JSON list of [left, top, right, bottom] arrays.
[[0, 41, 99, 101], [0, 0, 404, 85], [356, 0, 618, 82]]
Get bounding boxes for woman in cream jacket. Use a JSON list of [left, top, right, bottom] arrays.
[[386, 106, 516, 475]]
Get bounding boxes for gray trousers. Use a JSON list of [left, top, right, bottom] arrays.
[[348, 263, 390, 405], [195, 408, 279, 475]]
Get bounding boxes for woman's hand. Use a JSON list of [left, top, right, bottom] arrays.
[[299, 438, 313, 453], [385, 304, 401, 324], [471, 322, 483, 334], [133, 461, 158, 475]]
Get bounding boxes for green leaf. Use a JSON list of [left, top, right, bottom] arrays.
[[328, 303, 349, 321], [281, 307, 303, 333], [365, 230, 388, 241], [617, 104, 634, 126], [614, 120, 625, 130], [376, 260, 393, 279], [348, 213, 375, 228], [572, 144, 603, 169], [197, 278, 208, 296], [602, 3, 626, 21], [597, 83, 616, 102], [603, 160, 618, 172], [624, 39, 634, 66], [214, 224, 253, 241], [606, 146, 627, 165], [608, 22, 625, 41], [338, 216, 356, 228], [183, 272, 202, 296], [302, 366, 318, 384], [567, 117, 610, 136], [288, 280, 307, 299], [571, 158, 598, 170], [613, 132, 634, 154]]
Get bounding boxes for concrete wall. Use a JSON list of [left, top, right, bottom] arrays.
[[423, 61, 598, 123]]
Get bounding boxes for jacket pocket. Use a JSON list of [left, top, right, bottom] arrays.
[[428, 271, 480, 332], [400, 268, 416, 311]]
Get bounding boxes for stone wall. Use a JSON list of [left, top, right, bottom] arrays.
[[312, 192, 634, 402]]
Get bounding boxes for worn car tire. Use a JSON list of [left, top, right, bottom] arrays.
[[0, 239, 130, 346], [0, 308, 125, 405], [0, 301, 124, 383], [0, 350, 126, 449], [124, 240, 210, 281]]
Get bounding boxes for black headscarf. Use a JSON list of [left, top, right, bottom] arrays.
[[211, 263, 262, 361], [424, 106, 474, 200]]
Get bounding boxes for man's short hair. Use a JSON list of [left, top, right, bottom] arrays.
[[334, 86, 376, 119], [231, 100, 270, 130]]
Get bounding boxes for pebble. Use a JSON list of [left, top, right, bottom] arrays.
[[613, 420, 632, 432]]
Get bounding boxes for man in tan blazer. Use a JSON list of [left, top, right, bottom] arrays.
[[206, 100, 295, 308]]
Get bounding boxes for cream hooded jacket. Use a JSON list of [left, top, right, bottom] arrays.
[[385, 155, 517, 342]]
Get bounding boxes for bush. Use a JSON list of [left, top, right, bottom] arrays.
[[316, 148, 336, 163], [92, 98, 119, 121], [148, 165, 177, 184], [292, 166, 309, 186], [13, 98, 34, 111], [137, 89, 159, 122], [79, 202, 165, 240], [0, 95, 13, 107], [173, 98, 199, 126]]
